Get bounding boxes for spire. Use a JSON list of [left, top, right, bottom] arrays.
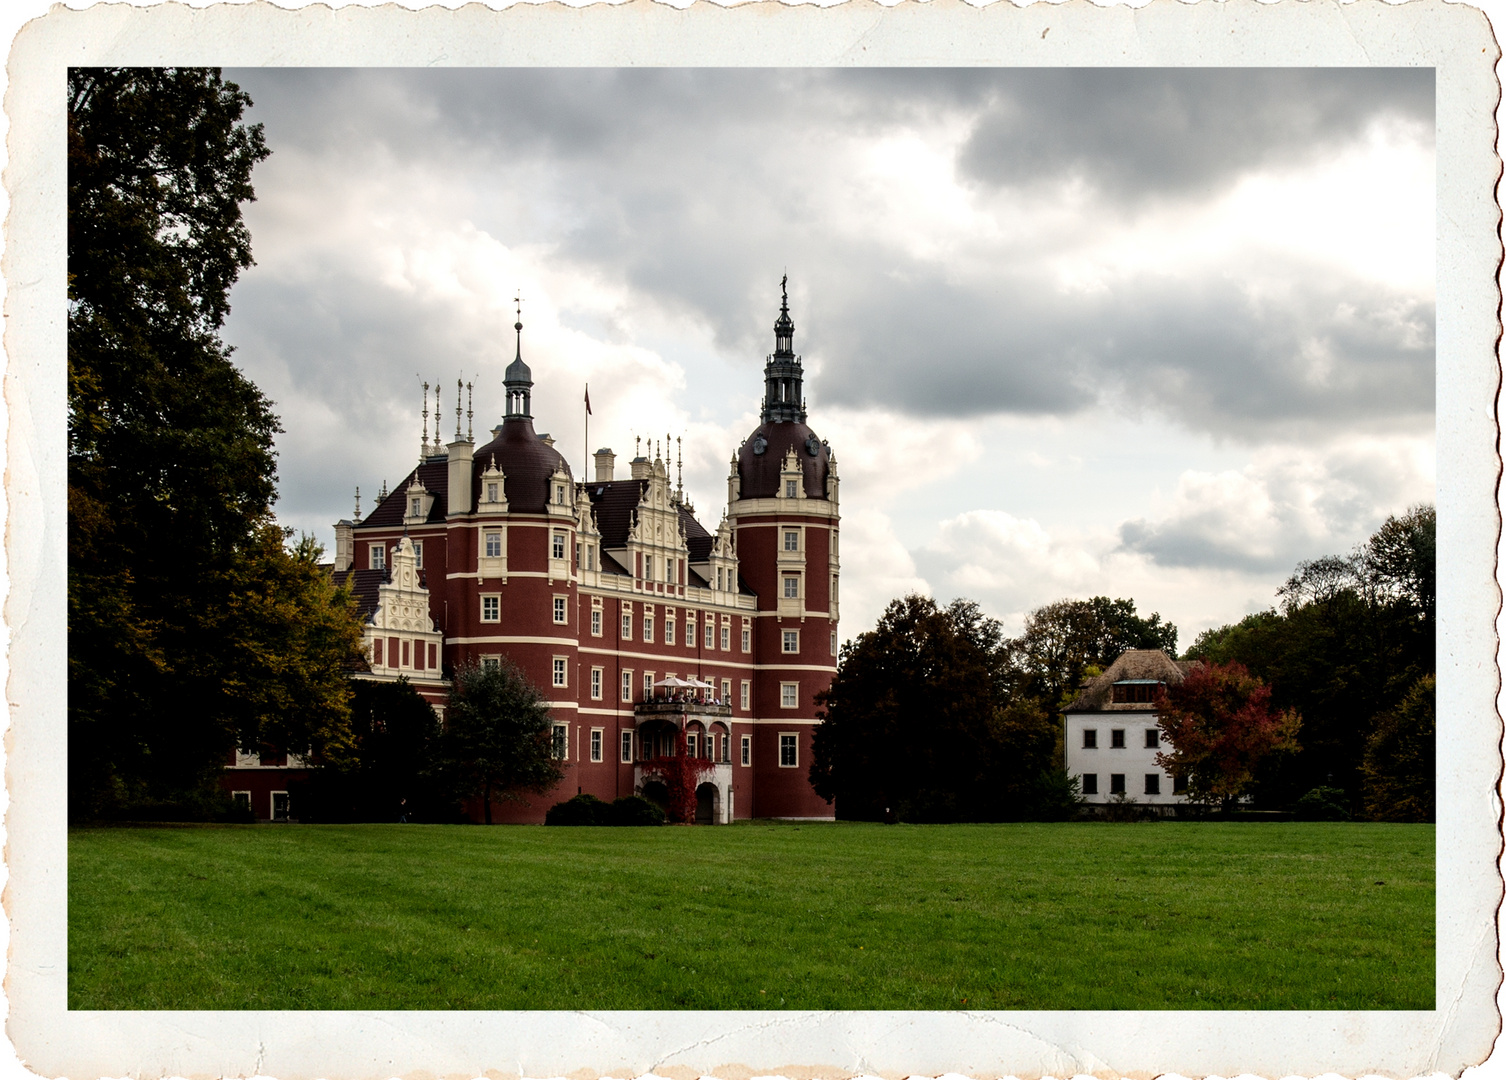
[[434, 381, 441, 452], [503, 295, 533, 420], [455, 378, 463, 440], [466, 381, 474, 441], [676, 436, 684, 501], [421, 379, 430, 458], [354, 486, 361, 520], [762, 274, 805, 423]]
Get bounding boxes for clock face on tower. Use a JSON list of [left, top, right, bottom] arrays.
[[752, 434, 767, 455]]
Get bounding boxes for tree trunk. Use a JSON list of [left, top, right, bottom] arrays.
[[484, 778, 493, 825]]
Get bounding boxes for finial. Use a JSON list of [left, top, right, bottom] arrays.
[[455, 378, 463, 440], [676, 436, 684, 499], [466, 381, 474, 441], [514, 293, 523, 362], [434, 381, 441, 451], [379, 478, 388, 500], [781, 272, 788, 310], [636, 434, 641, 457], [354, 486, 361, 519], [421, 379, 430, 456]]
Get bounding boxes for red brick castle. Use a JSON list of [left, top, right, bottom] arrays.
[[225, 281, 840, 823]]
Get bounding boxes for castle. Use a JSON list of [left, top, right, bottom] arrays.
[[224, 283, 840, 823]]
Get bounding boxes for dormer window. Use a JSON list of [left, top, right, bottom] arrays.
[[370, 544, 386, 571], [785, 479, 798, 498], [487, 482, 499, 503], [555, 483, 566, 504], [1112, 681, 1163, 704], [411, 497, 422, 517]]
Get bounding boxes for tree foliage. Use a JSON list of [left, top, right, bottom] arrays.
[[437, 661, 564, 824], [1005, 596, 1178, 707], [68, 69, 366, 819], [1361, 674, 1435, 823], [1154, 662, 1301, 811], [810, 595, 1067, 822]]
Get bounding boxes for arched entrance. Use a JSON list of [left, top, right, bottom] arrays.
[[695, 782, 720, 825], [641, 779, 670, 812]]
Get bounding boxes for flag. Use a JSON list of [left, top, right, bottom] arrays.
[[584, 384, 592, 415]]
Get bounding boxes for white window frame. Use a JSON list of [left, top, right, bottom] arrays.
[[741, 624, 751, 652], [721, 678, 732, 702], [780, 682, 799, 709], [831, 630, 838, 656], [705, 621, 716, 649], [590, 667, 603, 700], [481, 655, 501, 672], [740, 680, 751, 710], [621, 730, 634, 763], [271, 790, 291, 821], [413, 540, 423, 569], [785, 479, 798, 498], [553, 595, 568, 624], [779, 733, 799, 768], [643, 614, 654, 643], [621, 670, 633, 703], [590, 728, 604, 763], [552, 723, 569, 761], [486, 480, 500, 503], [720, 624, 731, 651], [231, 790, 252, 813], [783, 575, 800, 599], [643, 672, 654, 698], [686, 613, 696, 642], [622, 604, 633, 640], [591, 608, 603, 637], [553, 656, 568, 688], [664, 617, 675, 645], [555, 483, 567, 505], [782, 629, 800, 654], [481, 595, 500, 622], [740, 734, 752, 767], [484, 531, 503, 558], [370, 543, 386, 571], [552, 531, 567, 560], [784, 530, 799, 551]]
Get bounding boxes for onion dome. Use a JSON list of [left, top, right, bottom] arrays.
[[736, 276, 831, 500]]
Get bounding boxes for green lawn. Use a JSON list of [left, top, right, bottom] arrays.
[[69, 820, 1433, 1010]]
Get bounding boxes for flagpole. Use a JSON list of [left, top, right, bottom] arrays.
[[583, 382, 590, 483]]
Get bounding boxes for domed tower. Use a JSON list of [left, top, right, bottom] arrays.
[[728, 277, 839, 820]]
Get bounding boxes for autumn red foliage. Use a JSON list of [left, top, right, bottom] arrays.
[[1155, 661, 1301, 812], [642, 728, 706, 824]]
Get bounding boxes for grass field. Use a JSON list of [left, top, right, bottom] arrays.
[[69, 820, 1433, 1010]]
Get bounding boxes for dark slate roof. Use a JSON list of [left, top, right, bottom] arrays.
[[584, 478, 649, 547], [737, 419, 831, 500], [358, 459, 451, 528], [333, 567, 388, 622], [679, 506, 715, 562], [470, 418, 573, 514], [598, 549, 633, 578], [1063, 649, 1203, 713]]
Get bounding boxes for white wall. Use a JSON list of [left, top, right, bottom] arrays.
[[1063, 711, 1186, 806]]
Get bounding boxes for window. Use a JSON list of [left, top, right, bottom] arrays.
[[271, 791, 291, 822], [716, 568, 724, 590], [1112, 681, 1162, 704], [370, 544, 386, 571], [783, 576, 799, 599], [552, 532, 567, 559], [665, 619, 675, 645], [1083, 728, 1097, 749], [1145, 729, 1160, 749], [553, 658, 567, 687], [742, 626, 752, 652], [785, 479, 798, 498], [782, 630, 799, 653], [1109, 773, 1126, 795], [686, 614, 696, 642], [740, 735, 751, 766], [413, 541, 423, 569], [1173, 774, 1188, 794], [482, 656, 501, 672], [720, 625, 730, 650], [779, 734, 798, 767], [372, 639, 384, 666], [485, 532, 502, 558], [411, 497, 422, 517], [553, 596, 568, 624], [621, 671, 633, 703], [481, 596, 500, 622], [555, 483, 567, 504], [590, 667, 603, 700], [552, 723, 568, 760], [591, 609, 602, 636], [780, 682, 798, 708], [643, 616, 654, 642], [586, 546, 595, 570], [830, 630, 837, 655], [621, 730, 634, 763], [486, 481, 499, 503], [590, 729, 603, 763], [1111, 729, 1126, 749], [687, 733, 699, 758], [1081, 773, 1098, 796], [722, 678, 732, 702], [231, 791, 251, 814], [622, 606, 633, 639], [705, 621, 716, 649], [1144, 773, 1161, 796], [643, 672, 654, 698], [784, 530, 799, 551], [740, 680, 750, 710]]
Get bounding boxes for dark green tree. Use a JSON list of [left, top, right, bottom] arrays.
[[437, 661, 565, 825], [1362, 674, 1435, 822], [809, 595, 1067, 822], [1004, 596, 1177, 708]]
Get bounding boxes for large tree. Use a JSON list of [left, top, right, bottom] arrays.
[[1005, 596, 1178, 708], [68, 70, 362, 818], [809, 595, 1066, 823], [437, 661, 565, 824]]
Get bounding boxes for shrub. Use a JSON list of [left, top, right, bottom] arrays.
[[545, 793, 609, 826], [1291, 786, 1351, 821], [608, 795, 667, 826]]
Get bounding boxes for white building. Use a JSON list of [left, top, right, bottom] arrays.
[[1063, 649, 1202, 810]]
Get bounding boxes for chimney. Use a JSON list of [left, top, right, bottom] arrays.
[[594, 448, 616, 482], [448, 435, 474, 516], [630, 456, 651, 480], [333, 520, 354, 572]]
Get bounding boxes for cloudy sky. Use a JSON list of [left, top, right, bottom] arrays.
[[220, 68, 1435, 647]]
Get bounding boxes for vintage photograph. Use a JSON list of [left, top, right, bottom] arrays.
[[67, 66, 1436, 1013]]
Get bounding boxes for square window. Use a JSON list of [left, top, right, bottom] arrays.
[[553, 596, 568, 624], [413, 541, 423, 569], [782, 630, 799, 653], [784, 530, 799, 551], [643, 616, 654, 642], [1083, 728, 1097, 749], [740, 734, 751, 766], [785, 479, 798, 498], [481, 596, 500, 622], [591, 609, 602, 636], [1082, 773, 1098, 796], [783, 576, 799, 599], [1110, 773, 1126, 795], [552, 658, 567, 687], [665, 620, 675, 645], [1111, 729, 1125, 748], [370, 544, 386, 571], [621, 671, 633, 703], [482, 656, 500, 672], [740, 680, 750, 710], [552, 723, 568, 760], [590, 667, 603, 700], [1145, 729, 1160, 748], [621, 730, 634, 763], [1144, 773, 1161, 796], [705, 622, 716, 649], [779, 734, 798, 767], [590, 729, 603, 763], [742, 626, 751, 652], [552, 532, 566, 559], [485, 532, 502, 558], [780, 682, 798, 709]]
